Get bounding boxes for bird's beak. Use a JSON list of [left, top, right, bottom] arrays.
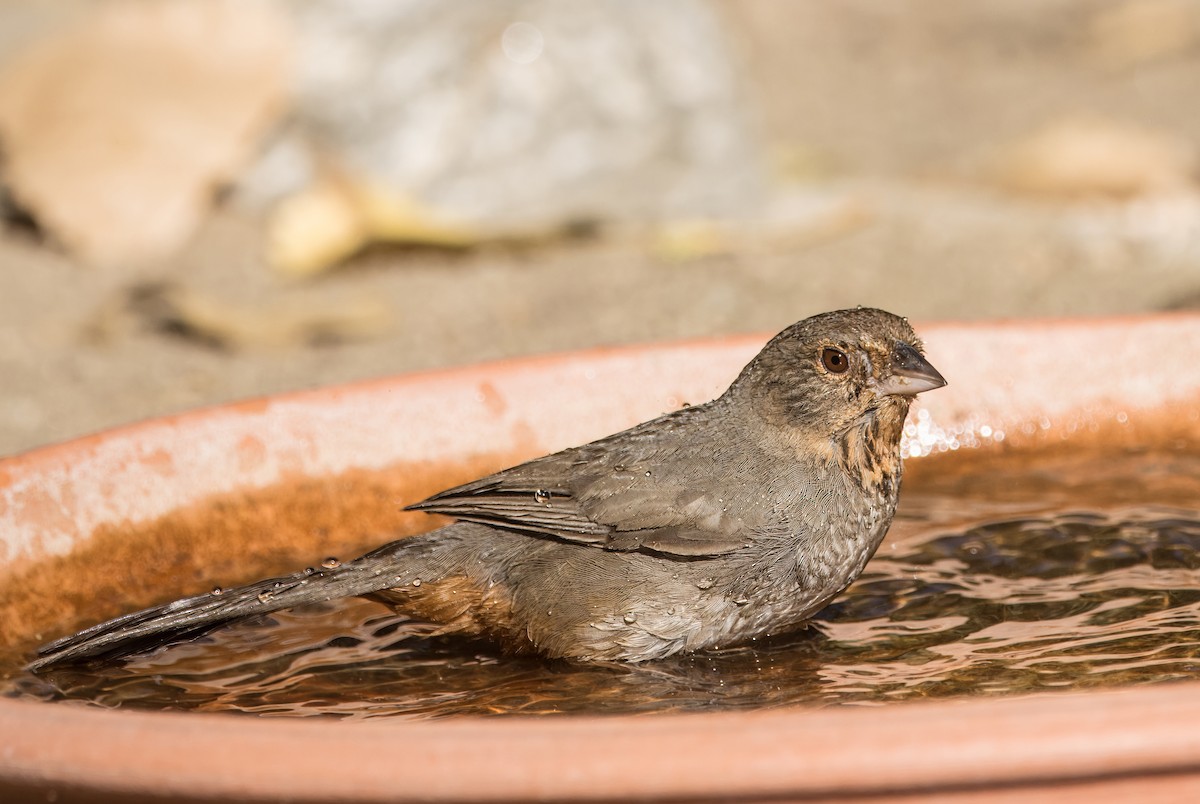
[[877, 342, 947, 397]]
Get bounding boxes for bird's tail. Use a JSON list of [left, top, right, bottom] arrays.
[[28, 536, 432, 671]]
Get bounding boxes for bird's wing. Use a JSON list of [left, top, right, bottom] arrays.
[[405, 406, 754, 557]]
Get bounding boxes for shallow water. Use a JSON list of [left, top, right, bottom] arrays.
[[8, 444, 1200, 718]]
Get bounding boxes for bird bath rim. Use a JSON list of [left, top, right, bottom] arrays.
[[3, 312, 1200, 803]]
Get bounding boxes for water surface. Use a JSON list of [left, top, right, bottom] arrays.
[[8, 443, 1200, 718]]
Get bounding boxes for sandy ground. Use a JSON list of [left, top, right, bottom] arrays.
[[2, 1, 1199, 457]]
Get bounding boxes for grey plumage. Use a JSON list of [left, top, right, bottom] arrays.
[[30, 308, 945, 669]]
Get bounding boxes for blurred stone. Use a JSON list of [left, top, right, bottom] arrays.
[[987, 116, 1197, 200], [240, 0, 764, 232], [0, 0, 290, 266]]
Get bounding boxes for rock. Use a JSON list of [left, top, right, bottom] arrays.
[[0, 0, 290, 266], [241, 0, 764, 232]]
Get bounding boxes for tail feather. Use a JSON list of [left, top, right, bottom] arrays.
[[29, 537, 426, 671]]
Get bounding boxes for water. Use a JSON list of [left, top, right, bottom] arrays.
[[7, 443, 1200, 719]]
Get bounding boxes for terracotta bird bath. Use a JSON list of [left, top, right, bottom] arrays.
[[2, 313, 1200, 802]]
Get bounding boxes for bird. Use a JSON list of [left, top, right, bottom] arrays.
[[29, 308, 945, 670]]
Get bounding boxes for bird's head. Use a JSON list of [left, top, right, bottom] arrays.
[[730, 308, 946, 447]]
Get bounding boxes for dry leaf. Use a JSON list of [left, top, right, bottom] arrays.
[[266, 181, 370, 279], [1089, 0, 1200, 70], [124, 282, 392, 350], [651, 195, 871, 262], [988, 116, 1197, 199], [267, 178, 477, 277]]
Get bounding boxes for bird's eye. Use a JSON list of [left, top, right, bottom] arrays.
[[821, 347, 849, 374]]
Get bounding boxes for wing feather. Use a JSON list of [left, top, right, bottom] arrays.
[[405, 403, 754, 557]]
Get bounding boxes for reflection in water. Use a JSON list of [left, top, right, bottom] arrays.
[[8, 445, 1200, 719]]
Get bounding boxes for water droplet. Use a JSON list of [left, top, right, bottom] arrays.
[[412, 578, 422, 587], [303, 567, 316, 576], [696, 577, 715, 590], [321, 557, 341, 569], [623, 612, 638, 624], [733, 596, 749, 606], [257, 592, 272, 604], [644, 470, 652, 477], [667, 606, 677, 616], [533, 489, 551, 504], [681, 401, 691, 408], [210, 586, 223, 596]]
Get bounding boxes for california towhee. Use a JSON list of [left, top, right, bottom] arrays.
[[31, 308, 944, 669]]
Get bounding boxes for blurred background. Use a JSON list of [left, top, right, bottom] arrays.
[[1, 0, 1199, 456]]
